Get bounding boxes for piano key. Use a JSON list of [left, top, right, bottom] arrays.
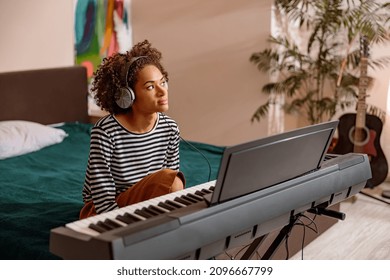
[[79, 212, 115, 228], [88, 208, 144, 228], [81, 215, 102, 225], [141, 207, 161, 217], [116, 213, 142, 224], [144, 182, 214, 210], [64, 180, 217, 236], [134, 209, 154, 219], [126, 183, 215, 216], [141, 197, 172, 212], [154, 196, 186, 208], [103, 211, 127, 227], [104, 218, 122, 229], [174, 196, 192, 206], [148, 205, 166, 214], [190, 192, 206, 200], [195, 190, 208, 196], [117, 209, 146, 222], [116, 203, 149, 221], [95, 188, 198, 222], [89, 220, 120, 233], [95, 184, 211, 230], [67, 215, 104, 234], [66, 220, 100, 237], [157, 201, 176, 211], [180, 194, 198, 204], [67, 204, 146, 234], [90, 218, 124, 233], [97, 221, 114, 230], [89, 222, 108, 233], [151, 193, 188, 207], [166, 199, 185, 208]]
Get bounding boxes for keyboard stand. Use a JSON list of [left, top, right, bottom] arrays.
[[240, 205, 346, 260]]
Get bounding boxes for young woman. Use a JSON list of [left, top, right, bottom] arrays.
[[80, 40, 185, 219]]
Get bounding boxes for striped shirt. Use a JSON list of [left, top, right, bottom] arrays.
[[82, 112, 180, 214]]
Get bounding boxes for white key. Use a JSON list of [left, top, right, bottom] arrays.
[[66, 180, 216, 236]]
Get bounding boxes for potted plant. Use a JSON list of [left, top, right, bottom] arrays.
[[250, 0, 390, 125]]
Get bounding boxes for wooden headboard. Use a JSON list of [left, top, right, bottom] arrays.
[[0, 66, 89, 124]]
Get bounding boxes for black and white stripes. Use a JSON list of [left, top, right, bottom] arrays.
[[82, 113, 180, 214]]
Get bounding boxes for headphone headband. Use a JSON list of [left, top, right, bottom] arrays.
[[123, 56, 148, 86], [116, 56, 148, 109]]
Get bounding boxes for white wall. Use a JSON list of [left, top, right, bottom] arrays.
[[0, 0, 74, 72]]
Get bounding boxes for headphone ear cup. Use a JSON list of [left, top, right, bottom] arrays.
[[116, 87, 135, 109]]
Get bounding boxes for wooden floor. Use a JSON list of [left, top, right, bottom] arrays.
[[289, 182, 390, 260]]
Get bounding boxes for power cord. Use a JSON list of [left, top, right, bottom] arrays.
[[292, 213, 318, 260], [161, 113, 212, 182]]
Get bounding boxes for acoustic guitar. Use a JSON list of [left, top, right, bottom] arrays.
[[332, 36, 388, 188]]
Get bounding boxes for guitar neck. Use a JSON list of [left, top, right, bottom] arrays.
[[353, 36, 369, 153], [356, 57, 368, 129]]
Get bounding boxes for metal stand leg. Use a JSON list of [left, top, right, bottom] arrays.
[[240, 235, 268, 260], [240, 215, 299, 260], [240, 206, 347, 260], [260, 215, 299, 260]]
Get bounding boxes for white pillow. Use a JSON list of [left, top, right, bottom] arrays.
[[0, 120, 68, 160]]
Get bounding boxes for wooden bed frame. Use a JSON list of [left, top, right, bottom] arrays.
[[0, 66, 89, 123]]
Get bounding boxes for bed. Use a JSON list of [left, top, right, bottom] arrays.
[[0, 66, 337, 260]]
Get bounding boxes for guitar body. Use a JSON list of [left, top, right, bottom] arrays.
[[333, 113, 388, 188]]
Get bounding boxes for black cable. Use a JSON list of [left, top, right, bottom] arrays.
[[233, 243, 251, 259], [162, 113, 212, 182], [299, 214, 318, 234], [223, 250, 235, 260], [293, 214, 319, 260], [179, 136, 213, 182]]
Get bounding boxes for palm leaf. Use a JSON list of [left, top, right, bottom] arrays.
[[251, 0, 390, 124]]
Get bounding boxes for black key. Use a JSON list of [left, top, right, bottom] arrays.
[[97, 221, 113, 230], [180, 195, 197, 204], [174, 196, 192, 206], [104, 218, 122, 229], [148, 205, 166, 214], [116, 213, 142, 224], [195, 190, 207, 196], [142, 207, 159, 216], [165, 200, 184, 208], [158, 201, 176, 211], [209, 186, 215, 191], [201, 188, 212, 194], [134, 209, 153, 219], [89, 222, 108, 233], [187, 193, 203, 201]]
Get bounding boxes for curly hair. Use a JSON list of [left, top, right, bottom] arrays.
[[91, 40, 169, 114]]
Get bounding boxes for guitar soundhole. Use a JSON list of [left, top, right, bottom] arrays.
[[348, 126, 370, 146]]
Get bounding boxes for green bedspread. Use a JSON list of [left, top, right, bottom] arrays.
[[0, 123, 224, 260]]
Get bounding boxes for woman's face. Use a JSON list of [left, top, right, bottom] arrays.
[[132, 65, 169, 114]]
